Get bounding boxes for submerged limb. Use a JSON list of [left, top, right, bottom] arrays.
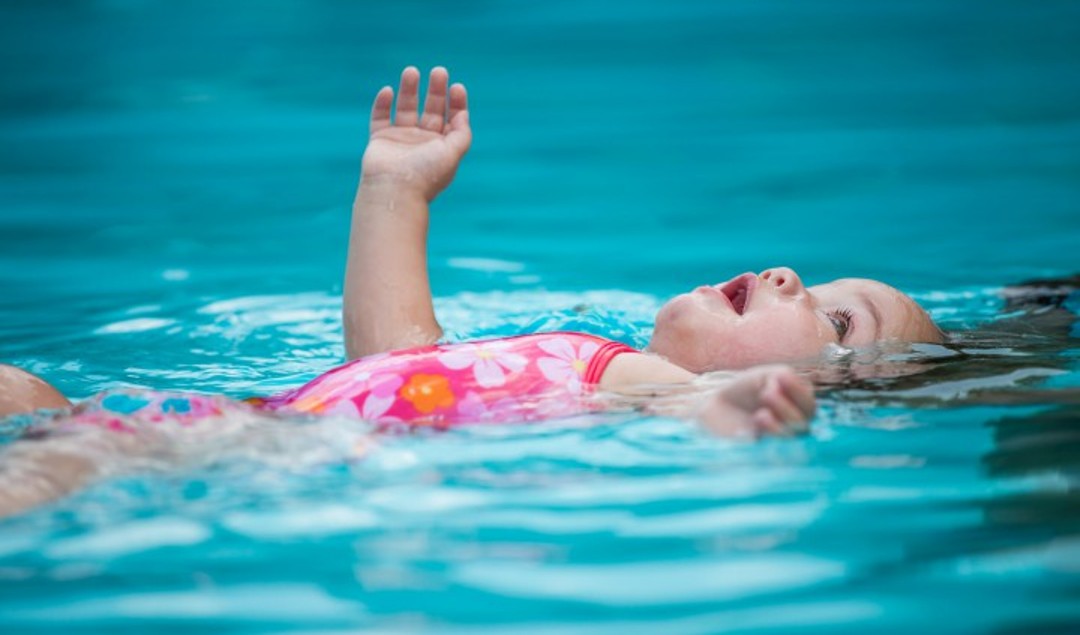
[[0, 444, 98, 520], [596, 362, 816, 439], [0, 366, 84, 517], [0, 433, 135, 519], [0, 390, 204, 520], [694, 365, 816, 438], [0, 425, 166, 520], [596, 352, 816, 438], [0, 391, 377, 520]]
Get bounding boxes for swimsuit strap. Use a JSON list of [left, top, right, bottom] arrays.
[[583, 337, 638, 387]]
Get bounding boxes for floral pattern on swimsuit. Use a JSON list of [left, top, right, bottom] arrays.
[[252, 332, 636, 426], [63, 390, 235, 433]]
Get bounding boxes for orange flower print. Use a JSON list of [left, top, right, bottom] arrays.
[[290, 393, 330, 414], [399, 373, 455, 414]]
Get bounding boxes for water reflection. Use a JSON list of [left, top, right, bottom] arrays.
[[982, 404, 1080, 541]]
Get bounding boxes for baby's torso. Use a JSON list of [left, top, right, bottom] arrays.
[[255, 331, 636, 426], [47, 332, 637, 430]]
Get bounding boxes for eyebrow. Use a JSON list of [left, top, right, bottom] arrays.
[[857, 292, 883, 340]]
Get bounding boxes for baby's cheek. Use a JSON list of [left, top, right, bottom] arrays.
[[779, 327, 831, 360], [732, 328, 811, 366]]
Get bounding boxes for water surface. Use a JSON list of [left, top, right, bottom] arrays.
[[1, 2, 1078, 633]]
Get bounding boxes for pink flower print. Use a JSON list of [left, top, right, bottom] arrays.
[[536, 338, 600, 395], [456, 391, 524, 423], [311, 361, 381, 400], [456, 391, 487, 420], [325, 398, 361, 418], [297, 372, 403, 422], [358, 374, 405, 421], [438, 341, 528, 388]]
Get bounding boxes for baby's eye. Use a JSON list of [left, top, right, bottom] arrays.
[[828, 309, 854, 341]]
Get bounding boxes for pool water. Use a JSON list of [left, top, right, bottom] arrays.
[[1, 2, 1079, 633]]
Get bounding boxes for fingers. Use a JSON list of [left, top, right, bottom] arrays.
[[758, 371, 815, 436], [383, 66, 466, 135], [751, 408, 788, 437], [419, 66, 449, 132], [776, 371, 816, 420], [699, 367, 816, 440], [369, 86, 394, 135], [761, 377, 803, 424], [394, 66, 421, 127], [448, 82, 468, 126], [445, 83, 472, 157]]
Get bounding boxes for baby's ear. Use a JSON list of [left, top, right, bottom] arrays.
[[0, 365, 71, 418]]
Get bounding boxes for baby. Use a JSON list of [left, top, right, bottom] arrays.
[[0, 66, 943, 516], [324, 66, 941, 421]]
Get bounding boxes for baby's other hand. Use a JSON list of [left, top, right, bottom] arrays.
[[697, 366, 815, 439], [361, 66, 472, 202]]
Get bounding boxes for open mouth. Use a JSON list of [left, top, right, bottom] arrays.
[[716, 274, 756, 315]]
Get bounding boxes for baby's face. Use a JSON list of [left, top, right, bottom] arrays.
[[648, 267, 942, 372]]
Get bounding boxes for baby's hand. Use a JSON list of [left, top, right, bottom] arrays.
[[697, 366, 815, 439], [361, 66, 472, 202]]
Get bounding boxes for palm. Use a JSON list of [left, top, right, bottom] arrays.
[[361, 67, 471, 200], [365, 128, 457, 185]]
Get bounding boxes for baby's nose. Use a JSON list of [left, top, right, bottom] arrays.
[[760, 267, 804, 296]]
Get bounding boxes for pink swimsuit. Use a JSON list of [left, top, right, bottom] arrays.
[[63, 332, 637, 429], [252, 331, 636, 425]]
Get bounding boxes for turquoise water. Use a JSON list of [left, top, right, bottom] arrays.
[[2, 1, 1079, 633]]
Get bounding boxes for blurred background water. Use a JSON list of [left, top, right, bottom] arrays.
[[1, 1, 1078, 633]]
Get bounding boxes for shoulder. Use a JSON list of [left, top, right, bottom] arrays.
[[597, 351, 696, 392]]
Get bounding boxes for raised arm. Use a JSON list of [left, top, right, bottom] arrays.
[[343, 66, 472, 360]]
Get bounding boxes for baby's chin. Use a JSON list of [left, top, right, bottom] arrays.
[[649, 319, 715, 374], [655, 292, 705, 326], [646, 341, 709, 374]]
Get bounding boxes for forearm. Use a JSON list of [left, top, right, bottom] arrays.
[[598, 355, 814, 437], [342, 66, 470, 359], [343, 178, 442, 360]]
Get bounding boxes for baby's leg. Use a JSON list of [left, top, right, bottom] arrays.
[[0, 365, 85, 517], [0, 364, 71, 419], [0, 381, 186, 519], [0, 423, 174, 520], [0, 435, 101, 519]]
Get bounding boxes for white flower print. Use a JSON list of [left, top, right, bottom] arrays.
[[536, 338, 600, 394], [438, 341, 528, 388]]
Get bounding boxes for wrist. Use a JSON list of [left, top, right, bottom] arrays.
[[359, 173, 433, 199], [353, 177, 432, 227], [355, 176, 436, 222]]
